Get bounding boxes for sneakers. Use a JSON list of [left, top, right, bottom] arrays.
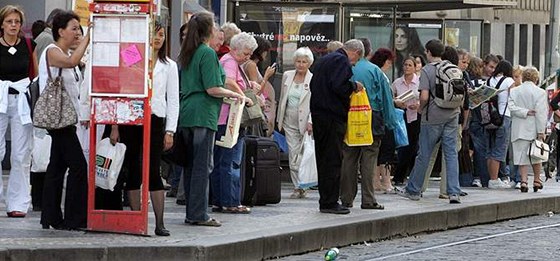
[[395, 187, 420, 201], [449, 194, 461, 204], [471, 178, 482, 187], [515, 182, 521, 189], [488, 179, 511, 189]]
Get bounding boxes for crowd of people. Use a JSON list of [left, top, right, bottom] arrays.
[[0, 5, 557, 236]]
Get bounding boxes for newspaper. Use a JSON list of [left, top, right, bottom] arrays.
[[468, 85, 500, 109], [395, 89, 418, 103]]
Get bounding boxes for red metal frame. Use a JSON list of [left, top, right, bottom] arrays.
[[87, 0, 155, 236]]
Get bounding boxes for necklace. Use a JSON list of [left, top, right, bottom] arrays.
[[2, 36, 17, 55]]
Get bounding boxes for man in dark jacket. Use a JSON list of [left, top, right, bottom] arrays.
[[310, 39, 364, 214]]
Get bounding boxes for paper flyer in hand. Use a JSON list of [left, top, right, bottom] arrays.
[[469, 85, 499, 109]]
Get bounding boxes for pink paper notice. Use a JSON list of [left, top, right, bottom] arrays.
[[120, 44, 143, 67]]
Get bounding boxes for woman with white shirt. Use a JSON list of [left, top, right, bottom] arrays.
[[391, 57, 420, 192], [109, 22, 179, 236], [276, 47, 313, 199], [38, 11, 90, 230], [508, 67, 547, 192], [485, 60, 515, 188]]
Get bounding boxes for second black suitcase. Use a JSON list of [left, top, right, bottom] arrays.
[[241, 135, 282, 206]]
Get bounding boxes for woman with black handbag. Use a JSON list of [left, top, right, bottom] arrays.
[[0, 5, 38, 218], [37, 11, 90, 230]]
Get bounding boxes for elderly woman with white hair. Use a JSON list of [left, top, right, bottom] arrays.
[[277, 47, 314, 198], [508, 67, 548, 193], [210, 32, 257, 214]]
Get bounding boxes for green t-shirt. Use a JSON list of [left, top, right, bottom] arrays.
[[179, 44, 225, 131]]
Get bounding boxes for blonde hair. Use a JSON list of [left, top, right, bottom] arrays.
[[326, 41, 343, 53], [512, 65, 525, 76], [521, 66, 539, 84], [0, 5, 25, 36]]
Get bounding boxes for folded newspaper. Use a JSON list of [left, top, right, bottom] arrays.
[[395, 89, 417, 103], [468, 85, 500, 109]]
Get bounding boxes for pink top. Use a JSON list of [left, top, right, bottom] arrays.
[[391, 73, 420, 123], [218, 53, 248, 125]]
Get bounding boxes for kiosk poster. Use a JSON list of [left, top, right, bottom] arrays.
[[89, 14, 149, 97], [236, 3, 338, 73]]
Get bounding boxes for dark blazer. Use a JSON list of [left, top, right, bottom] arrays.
[[309, 48, 356, 123]]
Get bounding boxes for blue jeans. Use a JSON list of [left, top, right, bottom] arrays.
[[405, 116, 461, 196], [182, 127, 215, 222], [210, 125, 244, 208], [168, 164, 183, 189], [469, 118, 489, 186]]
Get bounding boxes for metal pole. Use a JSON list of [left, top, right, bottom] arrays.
[[548, 0, 559, 76]]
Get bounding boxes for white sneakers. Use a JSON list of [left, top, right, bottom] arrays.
[[471, 178, 482, 187], [488, 179, 512, 189]]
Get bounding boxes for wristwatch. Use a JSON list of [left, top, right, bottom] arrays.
[[165, 131, 174, 137]]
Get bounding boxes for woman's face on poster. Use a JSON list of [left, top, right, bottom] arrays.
[[394, 28, 408, 52]]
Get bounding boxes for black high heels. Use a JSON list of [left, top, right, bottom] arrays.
[[533, 180, 543, 192], [155, 227, 170, 236]]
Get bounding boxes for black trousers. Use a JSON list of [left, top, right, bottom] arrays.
[[394, 116, 421, 183], [31, 172, 45, 210], [313, 115, 346, 209], [41, 126, 88, 229]]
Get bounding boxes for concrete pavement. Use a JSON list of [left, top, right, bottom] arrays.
[[1, 175, 560, 260]]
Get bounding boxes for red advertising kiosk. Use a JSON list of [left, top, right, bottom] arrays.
[[87, 0, 155, 235]]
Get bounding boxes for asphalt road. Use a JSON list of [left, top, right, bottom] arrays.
[[281, 213, 560, 261]]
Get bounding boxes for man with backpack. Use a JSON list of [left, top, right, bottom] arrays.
[[396, 39, 463, 204]]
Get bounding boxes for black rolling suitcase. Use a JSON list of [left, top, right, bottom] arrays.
[[241, 135, 282, 206]]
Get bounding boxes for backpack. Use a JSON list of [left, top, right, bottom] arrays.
[[480, 77, 506, 130], [432, 61, 466, 109]]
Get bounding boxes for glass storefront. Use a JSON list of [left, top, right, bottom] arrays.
[[444, 20, 483, 58], [232, 2, 482, 82]]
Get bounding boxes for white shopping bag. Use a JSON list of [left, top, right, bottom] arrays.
[[216, 97, 245, 148], [298, 134, 318, 188], [31, 133, 51, 173], [95, 138, 126, 191]]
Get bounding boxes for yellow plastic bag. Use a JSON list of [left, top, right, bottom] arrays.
[[344, 89, 373, 146]]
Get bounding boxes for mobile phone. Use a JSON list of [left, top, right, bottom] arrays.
[[271, 62, 277, 68]]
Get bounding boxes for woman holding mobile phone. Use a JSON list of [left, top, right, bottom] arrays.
[[243, 36, 277, 136]]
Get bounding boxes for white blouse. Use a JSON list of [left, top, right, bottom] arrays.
[[152, 57, 179, 133]]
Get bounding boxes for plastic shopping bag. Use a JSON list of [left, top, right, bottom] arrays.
[[344, 89, 373, 146], [31, 131, 51, 173], [298, 134, 318, 189], [95, 138, 126, 191], [393, 108, 409, 148]]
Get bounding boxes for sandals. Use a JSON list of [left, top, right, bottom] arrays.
[[520, 181, 528, 193], [533, 180, 543, 192], [190, 218, 222, 227], [222, 206, 251, 214]]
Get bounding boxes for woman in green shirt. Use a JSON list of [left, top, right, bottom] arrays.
[[177, 11, 250, 227]]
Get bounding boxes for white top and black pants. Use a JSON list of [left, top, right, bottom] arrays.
[[38, 44, 87, 229]]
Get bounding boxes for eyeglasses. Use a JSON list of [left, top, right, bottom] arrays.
[[3, 19, 21, 25]]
